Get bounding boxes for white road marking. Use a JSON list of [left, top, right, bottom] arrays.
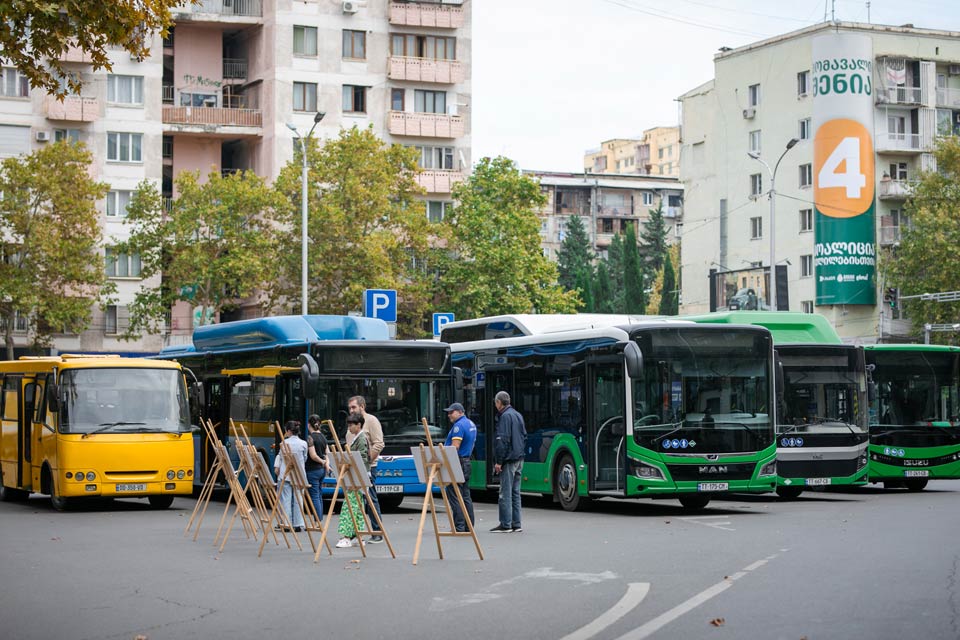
[[559, 582, 650, 640], [431, 567, 620, 611], [678, 515, 735, 531], [614, 551, 785, 640]]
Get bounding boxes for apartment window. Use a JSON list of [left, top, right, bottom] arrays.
[[107, 75, 143, 105], [293, 82, 317, 112], [342, 30, 366, 59], [800, 254, 813, 277], [888, 115, 906, 137], [748, 83, 761, 107], [799, 163, 812, 188], [801, 300, 814, 314], [799, 208, 813, 232], [426, 201, 450, 223], [0, 67, 29, 98], [414, 90, 446, 114], [642, 192, 653, 206], [391, 88, 405, 111], [799, 118, 811, 140], [162, 135, 173, 158], [889, 162, 908, 180], [797, 70, 810, 96], [415, 145, 454, 170], [179, 92, 217, 107], [750, 217, 763, 239], [54, 128, 80, 143], [390, 34, 456, 60], [748, 130, 761, 154], [293, 25, 318, 56], [750, 173, 763, 197], [104, 305, 118, 335], [107, 132, 142, 163], [342, 85, 367, 113], [658, 147, 664, 159], [104, 247, 142, 277], [106, 190, 132, 218]]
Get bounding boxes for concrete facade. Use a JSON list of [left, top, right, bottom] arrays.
[[679, 21, 960, 343], [584, 126, 681, 177]]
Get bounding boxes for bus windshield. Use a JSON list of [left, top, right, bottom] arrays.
[[870, 351, 960, 430], [779, 346, 867, 435], [311, 378, 451, 453], [631, 329, 774, 453], [60, 368, 190, 435]]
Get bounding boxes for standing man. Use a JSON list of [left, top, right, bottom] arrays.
[[491, 391, 526, 533], [274, 420, 308, 532], [443, 402, 476, 532], [347, 395, 384, 543]]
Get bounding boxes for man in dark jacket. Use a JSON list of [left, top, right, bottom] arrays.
[[491, 390, 527, 532]]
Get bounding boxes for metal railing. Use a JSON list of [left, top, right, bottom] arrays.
[[878, 179, 913, 199], [936, 87, 960, 108], [223, 58, 247, 80], [162, 105, 262, 127], [877, 85, 923, 105], [162, 85, 174, 103], [878, 225, 902, 245], [190, 0, 262, 17], [876, 131, 922, 152]]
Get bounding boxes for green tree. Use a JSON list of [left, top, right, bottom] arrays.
[[881, 136, 960, 342], [604, 233, 626, 312], [574, 266, 595, 312], [0, 1, 191, 97], [0, 141, 112, 359], [658, 252, 679, 315], [270, 126, 431, 338], [438, 156, 579, 318], [623, 224, 646, 313], [556, 215, 593, 292], [639, 201, 669, 279], [118, 169, 288, 338], [593, 260, 614, 313]]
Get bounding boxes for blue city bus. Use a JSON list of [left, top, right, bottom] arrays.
[[157, 315, 453, 509]]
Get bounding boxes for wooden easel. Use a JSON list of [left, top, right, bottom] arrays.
[[411, 418, 483, 565], [313, 419, 396, 561], [184, 417, 222, 540], [229, 420, 289, 551]]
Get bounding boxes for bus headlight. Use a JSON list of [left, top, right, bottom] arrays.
[[76, 472, 86, 482], [629, 458, 665, 480], [86, 471, 96, 481], [758, 460, 777, 477], [167, 470, 175, 480], [858, 454, 868, 470], [177, 470, 185, 480]]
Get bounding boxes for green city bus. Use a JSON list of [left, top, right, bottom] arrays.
[[441, 315, 778, 511], [864, 344, 960, 491], [686, 312, 869, 498]]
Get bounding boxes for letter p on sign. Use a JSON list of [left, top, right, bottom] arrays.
[[364, 289, 397, 323]]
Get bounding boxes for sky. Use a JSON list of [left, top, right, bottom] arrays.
[[472, 0, 960, 172]]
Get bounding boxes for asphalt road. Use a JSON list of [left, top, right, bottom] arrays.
[[1, 482, 959, 640]]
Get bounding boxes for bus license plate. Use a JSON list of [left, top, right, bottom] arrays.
[[904, 470, 929, 478], [116, 483, 146, 492], [806, 478, 831, 486], [697, 482, 728, 492], [377, 484, 403, 493]]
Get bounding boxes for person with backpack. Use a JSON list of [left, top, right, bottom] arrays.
[[306, 414, 332, 522]]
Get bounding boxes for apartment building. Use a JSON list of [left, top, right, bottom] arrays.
[[679, 21, 960, 343], [583, 126, 681, 177], [0, 0, 471, 356], [525, 170, 683, 259]]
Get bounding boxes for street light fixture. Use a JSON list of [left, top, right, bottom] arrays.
[[286, 111, 326, 315], [747, 137, 799, 311]]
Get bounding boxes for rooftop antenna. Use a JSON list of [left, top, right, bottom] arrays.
[[832, 0, 836, 23], [866, 1, 871, 23]]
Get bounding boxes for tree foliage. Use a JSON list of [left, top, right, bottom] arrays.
[[623, 224, 646, 313], [658, 246, 680, 315], [604, 233, 626, 312], [438, 156, 579, 318], [556, 215, 593, 292], [0, 141, 112, 358], [0, 1, 190, 97], [639, 201, 669, 278], [881, 136, 960, 342], [593, 260, 613, 313], [270, 126, 431, 338], [119, 170, 288, 338]]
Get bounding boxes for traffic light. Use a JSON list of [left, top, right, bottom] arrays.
[[883, 288, 897, 309]]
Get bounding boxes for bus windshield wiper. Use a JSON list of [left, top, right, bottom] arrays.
[[652, 421, 686, 444], [81, 422, 147, 438], [808, 416, 858, 435]]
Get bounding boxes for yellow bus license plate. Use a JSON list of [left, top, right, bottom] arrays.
[[117, 483, 146, 492]]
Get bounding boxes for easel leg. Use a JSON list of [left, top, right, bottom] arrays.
[[412, 466, 439, 566]]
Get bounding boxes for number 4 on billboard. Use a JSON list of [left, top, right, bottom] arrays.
[[817, 136, 866, 198]]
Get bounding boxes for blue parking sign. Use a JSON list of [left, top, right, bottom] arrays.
[[433, 312, 455, 337], [364, 289, 397, 323]]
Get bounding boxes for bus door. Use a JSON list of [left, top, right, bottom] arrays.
[[21, 378, 37, 491], [274, 372, 304, 448], [483, 367, 514, 486], [587, 357, 626, 493], [201, 376, 229, 480], [3, 376, 27, 490]]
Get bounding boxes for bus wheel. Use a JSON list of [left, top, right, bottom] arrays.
[[378, 494, 403, 512], [148, 495, 175, 509], [882, 480, 903, 490], [678, 494, 711, 510], [0, 472, 28, 501], [553, 454, 583, 512], [776, 486, 804, 500], [50, 488, 70, 512], [904, 478, 928, 492]]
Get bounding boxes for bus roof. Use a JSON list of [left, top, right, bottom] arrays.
[[864, 343, 960, 353], [440, 313, 688, 343], [157, 315, 390, 355], [0, 355, 182, 373], [683, 311, 842, 345]]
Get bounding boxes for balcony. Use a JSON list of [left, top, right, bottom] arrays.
[[223, 59, 247, 83], [389, 2, 465, 28], [936, 87, 960, 108], [175, 0, 262, 22], [44, 95, 99, 122], [597, 205, 635, 217], [59, 44, 92, 64], [878, 225, 902, 245], [878, 179, 913, 200], [162, 105, 262, 135], [389, 111, 464, 138], [876, 131, 923, 153], [666, 205, 683, 219], [162, 84, 174, 103], [417, 170, 464, 194], [876, 85, 923, 105], [388, 57, 465, 84]]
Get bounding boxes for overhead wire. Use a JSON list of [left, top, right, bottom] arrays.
[[597, 0, 773, 38]]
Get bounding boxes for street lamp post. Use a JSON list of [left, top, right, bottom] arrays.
[[286, 111, 325, 316], [748, 137, 799, 312]]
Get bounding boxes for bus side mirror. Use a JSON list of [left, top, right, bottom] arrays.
[[453, 367, 464, 403], [298, 353, 319, 399], [775, 352, 785, 407], [622, 342, 644, 379], [865, 363, 876, 403], [189, 381, 205, 410], [46, 383, 59, 412]]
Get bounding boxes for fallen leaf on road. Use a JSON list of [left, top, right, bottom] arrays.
[[50, 537, 60, 541], [709, 618, 725, 627]]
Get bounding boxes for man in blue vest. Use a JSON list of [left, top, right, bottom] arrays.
[[443, 402, 476, 533]]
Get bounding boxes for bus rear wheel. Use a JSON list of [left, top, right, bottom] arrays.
[[904, 478, 928, 492], [678, 494, 711, 510], [148, 495, 175, 509], [776, 486, 804, 500], [553, 454, 584, 512], [378, 494, 403, 512], [50, 490, 70, 512]]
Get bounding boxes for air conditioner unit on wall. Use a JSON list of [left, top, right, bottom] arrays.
[[35, 130, 50, 142], [342, 1, 358, 13], [742, 107, 756, 119]]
